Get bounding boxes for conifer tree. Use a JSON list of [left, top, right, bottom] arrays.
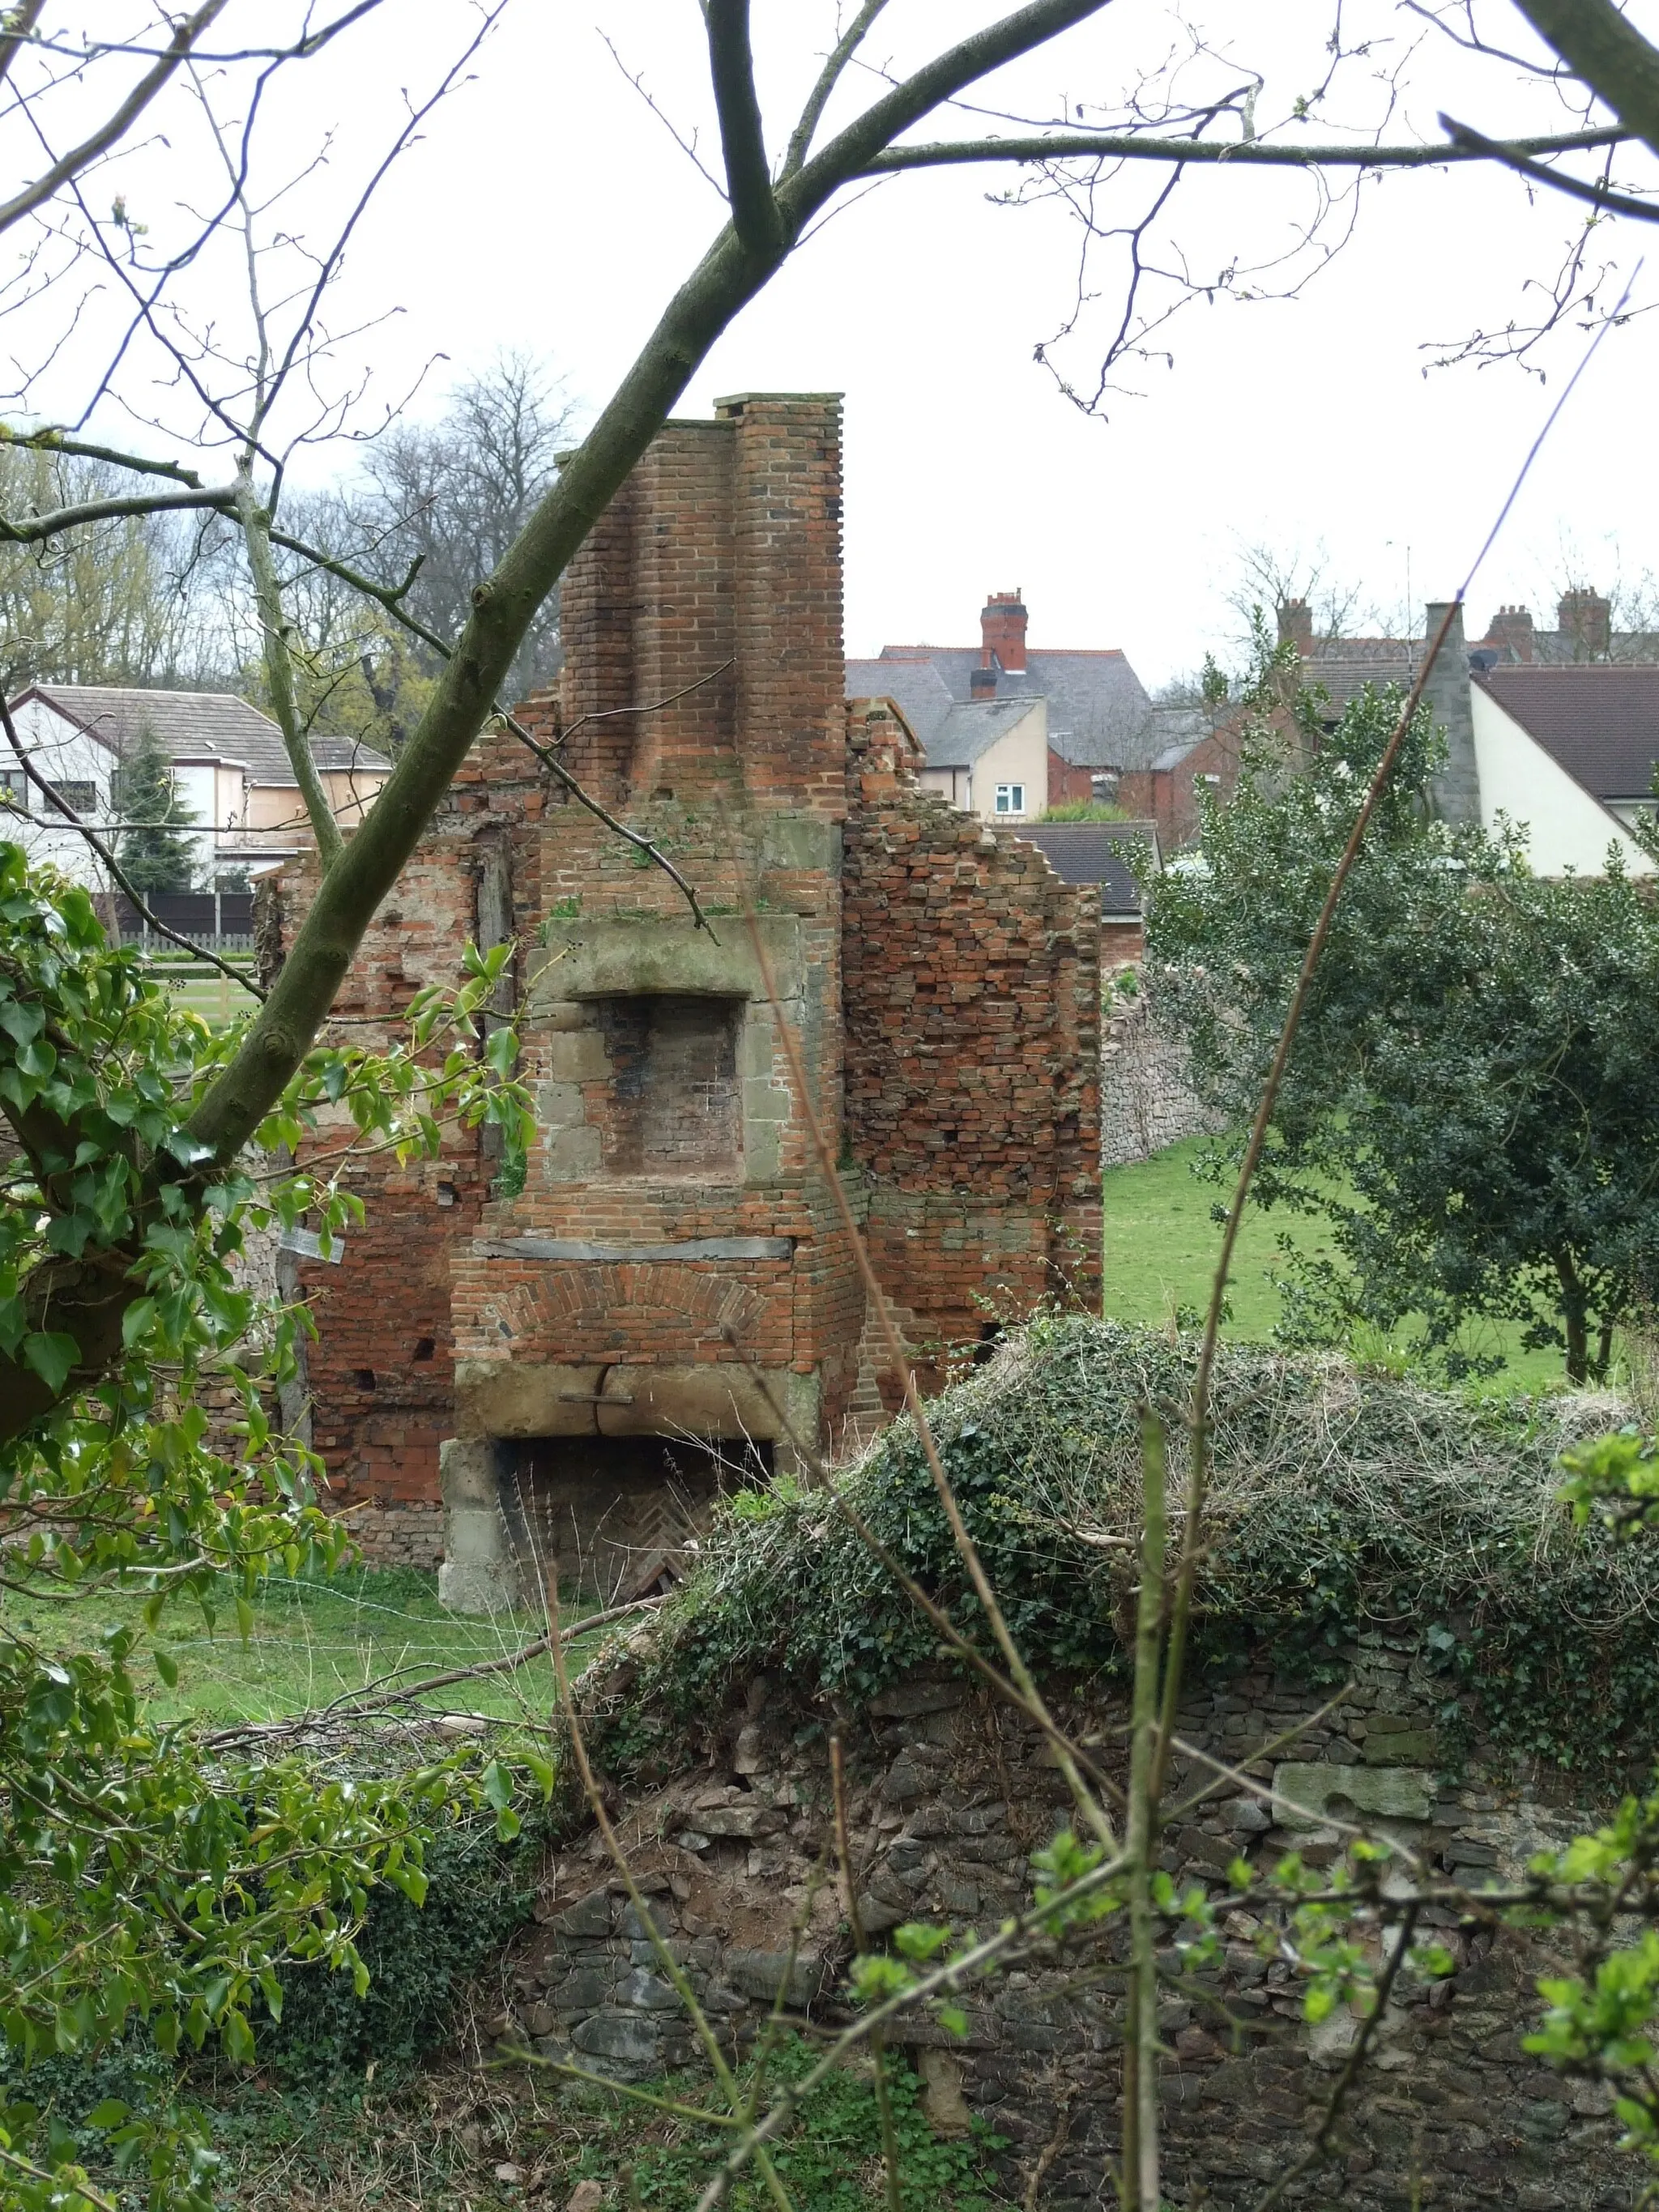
[[112, 720, 198, 895]]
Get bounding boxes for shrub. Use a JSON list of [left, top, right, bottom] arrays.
[[603, 1316, 1653, 1775]]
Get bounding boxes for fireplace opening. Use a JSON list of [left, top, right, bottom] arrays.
[[595, 992, 743, 1178], [500, 1433, 770, 1604]]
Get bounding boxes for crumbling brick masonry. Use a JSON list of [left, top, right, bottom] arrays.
[[269, 395, 1101, 1588]]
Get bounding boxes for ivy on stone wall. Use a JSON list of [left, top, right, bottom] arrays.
[[603, 1318, 1656, 1779]]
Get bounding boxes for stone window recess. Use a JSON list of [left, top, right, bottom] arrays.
[[48, 781, 97, 813], [596, 995, 743, 1178], [994, 783, 1026, 816]]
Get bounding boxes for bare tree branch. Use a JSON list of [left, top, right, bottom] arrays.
[[0, 0, 232, 239], [863, 120, 1630, 175], [237, 470, 341, 866], [706, 0, 784, 253], [781, 0, 890, 181], [0, 2, 47, 101], [0, 482, 232, 543], [1440, 113, 1659, 221], [1512, 0, 1659, 160], [783, 0, 1115, 228], [0, 424, 203, 488]]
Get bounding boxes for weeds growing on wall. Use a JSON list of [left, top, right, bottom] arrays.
[[602, 1316, 1654, 1777]]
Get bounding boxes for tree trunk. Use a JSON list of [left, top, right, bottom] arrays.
[[1555, 1251, 1589, 1386]]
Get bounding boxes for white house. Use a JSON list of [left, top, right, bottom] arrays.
[[1299, 599, 1658, 879], [0, 694, 119, 883], [1, 686, 392, 889], [1470, 666, 1658, 876], [844, 655, 1051, 825]]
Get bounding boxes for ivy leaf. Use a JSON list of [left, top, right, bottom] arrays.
[[22, 1331, 78, 1392]]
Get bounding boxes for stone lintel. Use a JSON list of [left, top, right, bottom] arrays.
[[473, 1236, 794, 1263]]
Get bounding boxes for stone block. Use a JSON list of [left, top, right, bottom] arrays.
[[570, 2010, 662, 2072], [881, 1758, 932, 1803], [1273, 1762, 1434, 1828], [696, 1803, 785, 1840], [619, 1969, 681, 2010], [549, 1967, 614, 2013], [552, 1889, 614, 1939], [869, 1676, 969, 1719], [1361, 1729, 1439, 1767], [723, 1947, 827, 2009]]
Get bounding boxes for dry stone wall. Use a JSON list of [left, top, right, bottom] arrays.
[[484, 1642, 1629, 2210], [1100, 978, 1221, 1169]]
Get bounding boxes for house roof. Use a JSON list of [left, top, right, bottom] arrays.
[[1018, 819, 1161, 920], [1142, 703, 1213, 773], [846, 658, 1038, 770], [13, 685, 391, 787], [1474, 665, 1659, 803], [868, 643, 1154, 769], [1301, 639, 1420, 714]]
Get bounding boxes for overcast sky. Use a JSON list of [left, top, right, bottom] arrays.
[[30, 1, 1659, 688]]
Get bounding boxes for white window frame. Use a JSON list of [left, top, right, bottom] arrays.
[[994, 782, 1026, 816]]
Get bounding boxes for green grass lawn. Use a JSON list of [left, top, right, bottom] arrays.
[[1101, 1135, 1573, 1393], [0, 1566, 604, 1730], [140, 955, 258, 1026]]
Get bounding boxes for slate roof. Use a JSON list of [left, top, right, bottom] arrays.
[[1019, 819, 1161, 921], [15, 686, 391, 786], [845, 658, 1038, 770], [868, 644, 1154, 769], [1301, 639, 1419, 714], [1475, 666, 1659, 803], [1143, 703, 1212, 772]]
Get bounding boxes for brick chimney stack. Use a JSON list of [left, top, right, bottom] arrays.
[[1277, 598, 1314, 657], [980, 590, 1028, 672], [1485, 605, 1536, 663], [969, 665, 998, 701], [1558, 587, 1612, 658]]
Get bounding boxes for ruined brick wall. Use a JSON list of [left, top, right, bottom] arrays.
[[259, 752, 538, 1562], [485, 1641, 1627, 2210], [842, 705, 1102, 1392], [276, 402, 1108, 1563]]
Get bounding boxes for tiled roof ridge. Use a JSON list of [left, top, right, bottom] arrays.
[[1482, 661, 1659, 675], [877, 642, 1128, 659]]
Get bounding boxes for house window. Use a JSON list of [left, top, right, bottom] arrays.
[[47, 781, 97, 814], [1090, 773, 1119, 803], [0, 770, 27, 813], [994, 782, 1026, 816]]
